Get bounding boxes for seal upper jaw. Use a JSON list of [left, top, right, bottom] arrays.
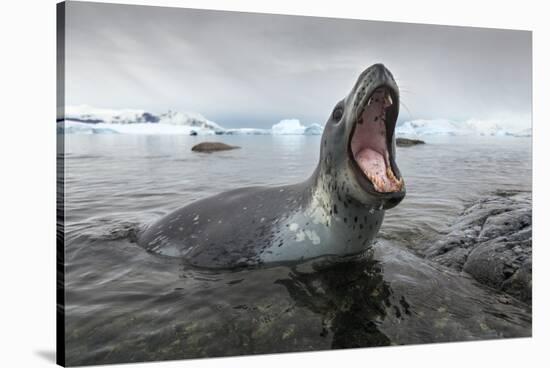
[[348, 85, 405, 203]]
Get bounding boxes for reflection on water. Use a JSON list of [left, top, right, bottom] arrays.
[[62, 134, 531, 365], [277, 256, 394, 348]]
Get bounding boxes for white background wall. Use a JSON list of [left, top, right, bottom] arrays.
[[0, 0, 548, 367]]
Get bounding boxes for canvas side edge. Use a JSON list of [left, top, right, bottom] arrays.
[[56, 2, 66, 367]]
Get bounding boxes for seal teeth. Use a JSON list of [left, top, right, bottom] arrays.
[[397, 177, 404, 191], [372, 176, 382, 192], [387, 166, 404, 191], [386, 166, 400, 183], [367, 96, 374, 106], [386, 167, 395, 182], [366, 172, 379, 192], [363, 165, 403, 193], [385, 94, 393, 107]]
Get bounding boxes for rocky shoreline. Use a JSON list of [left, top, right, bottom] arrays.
[[425, 190, 532, 304]]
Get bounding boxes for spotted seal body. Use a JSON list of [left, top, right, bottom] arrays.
[[138, 64, 405, 268]]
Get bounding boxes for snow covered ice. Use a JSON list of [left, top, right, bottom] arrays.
[[59, 106, 530, 138]]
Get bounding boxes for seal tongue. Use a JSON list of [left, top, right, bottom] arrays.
[[355, 148, 390, 191], [351, 88, 402, 193]]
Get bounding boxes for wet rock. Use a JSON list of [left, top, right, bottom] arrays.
[[426, 191, 531, 304], [191, 142, 240, 153], [396, 138, 425, 147]]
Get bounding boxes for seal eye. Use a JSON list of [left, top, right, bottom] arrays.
[[332, 106, 344, 121]]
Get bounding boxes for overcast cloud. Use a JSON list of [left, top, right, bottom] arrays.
[[64, 1, 532, 129]]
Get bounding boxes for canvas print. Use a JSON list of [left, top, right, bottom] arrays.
[[56, 1, 532, 366]]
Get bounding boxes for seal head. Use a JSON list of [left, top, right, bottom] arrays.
[[318, 63, 405, 211]]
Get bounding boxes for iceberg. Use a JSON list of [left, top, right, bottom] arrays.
[[64, 105, 222, 131], [65, 105, 151, 124], [396, 119, 531, 138], [271, 119, 323, 135], [57, 121, 119, 134], [506, 128, 532, 138], [396, 119, 471, 137], [156, 110, 223, 131], [58, 120, 217, 135], [303, 123, 324, 135], [272, 119, 304, 135]]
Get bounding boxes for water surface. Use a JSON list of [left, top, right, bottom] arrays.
[[61, 135, 532, 365]]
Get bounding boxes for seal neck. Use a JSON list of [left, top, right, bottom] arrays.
[[305, 162, 383, 220]]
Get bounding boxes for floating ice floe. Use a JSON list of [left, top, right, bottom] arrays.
[[57, 121, 119, 135], [271, 119, 323, 135], [396, 119, 531, 138]]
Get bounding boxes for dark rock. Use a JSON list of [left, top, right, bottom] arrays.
[[426, 191, 531, 304], [191, 142, 240, 153], [141, 112, 160, 123], [65, 117, 104, 124], [396, 138, 425, 147]]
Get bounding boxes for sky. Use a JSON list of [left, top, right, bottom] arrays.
[[64, 1, 532, 129]]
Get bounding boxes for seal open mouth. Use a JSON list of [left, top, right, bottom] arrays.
[[349, 86, 403, 194]]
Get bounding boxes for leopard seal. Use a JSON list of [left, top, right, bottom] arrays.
[[138, 63, 405, 268]]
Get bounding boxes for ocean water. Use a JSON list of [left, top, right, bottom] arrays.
[[60, 134, 532, 365]]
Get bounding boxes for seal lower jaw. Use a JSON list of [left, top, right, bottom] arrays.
[[349, 86, 404, 195]]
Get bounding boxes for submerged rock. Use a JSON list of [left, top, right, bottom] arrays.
[[191, 142, 240, 153], [426, 191, 531, 304], [396, 138, 425, 147]]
